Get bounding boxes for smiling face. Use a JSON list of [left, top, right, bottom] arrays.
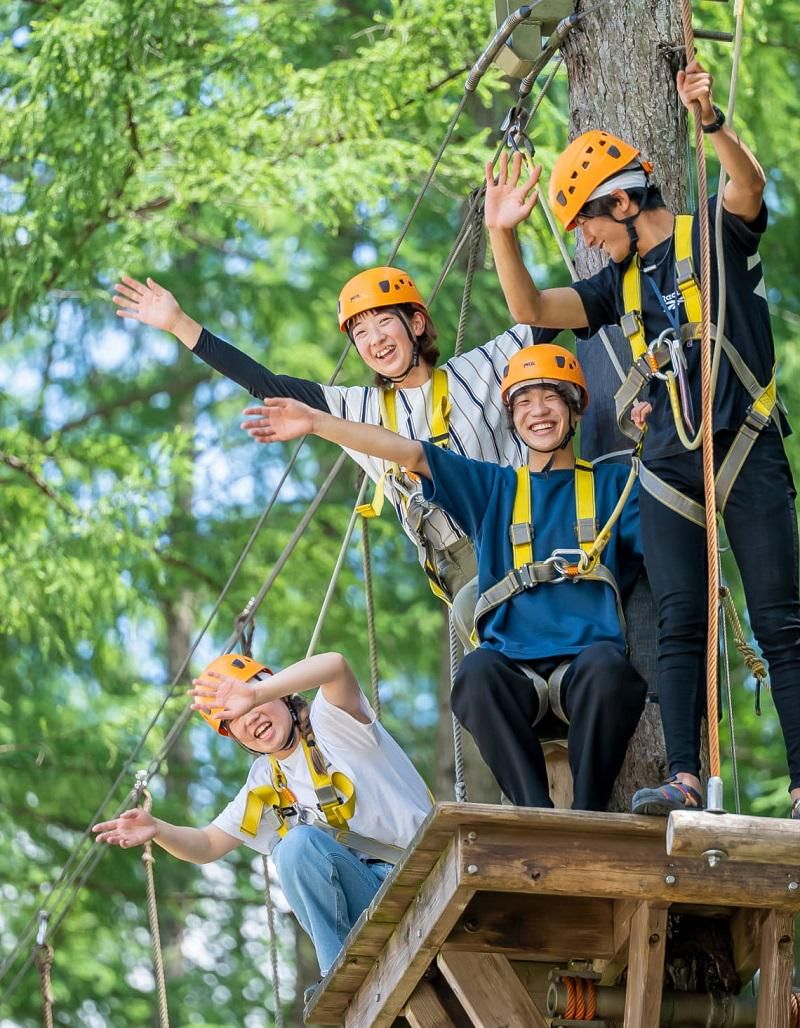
[[510, 384, 575, 454], [348, 307, 428, 381], [575, 189, 639, 263], [227, 698, 294, 755]]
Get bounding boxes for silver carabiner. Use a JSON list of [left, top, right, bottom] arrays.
[[648, 328, 679, 381]]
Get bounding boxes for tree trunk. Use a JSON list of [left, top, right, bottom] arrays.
[[564, 0, 689, 809]]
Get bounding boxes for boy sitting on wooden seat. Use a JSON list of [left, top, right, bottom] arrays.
[[243, 344, 647, 810]]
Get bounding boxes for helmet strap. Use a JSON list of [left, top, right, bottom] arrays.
[[346, 308, 422, 385]]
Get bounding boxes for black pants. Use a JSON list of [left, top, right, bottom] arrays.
[[452, 642, 647, 810], [641, 426, 800, 789]]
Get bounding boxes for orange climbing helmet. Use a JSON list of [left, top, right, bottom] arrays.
[[337, 266, 427, 331], [501, 344, 589, 413], [196, 653, 272, 736], [548, 130, 654, 231]]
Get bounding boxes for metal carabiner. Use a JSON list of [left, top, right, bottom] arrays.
[[545, 549, 589, 581], [648, 328, 679, 381]]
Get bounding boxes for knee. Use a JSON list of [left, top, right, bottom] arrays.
[[567, 644, 646, 710], [272, 825, 326, 883], [657, 594, 706, 645]]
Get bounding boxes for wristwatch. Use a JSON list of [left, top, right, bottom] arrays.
[[701, 105, 726, 134]]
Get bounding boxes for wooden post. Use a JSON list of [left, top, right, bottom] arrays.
[[437, 951, 549, 1027], [667, 810, 800, 866], [755, 910, 795, 1028], [622, 901, 668, 1028]]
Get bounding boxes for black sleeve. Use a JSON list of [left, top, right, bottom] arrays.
[[194, 328, 330, 412], [571, 266, 620, 339]]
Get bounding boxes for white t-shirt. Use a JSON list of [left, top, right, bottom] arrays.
[[212, 689, 432, 856], [320, 325, 533, 555]]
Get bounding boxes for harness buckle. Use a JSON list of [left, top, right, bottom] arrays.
[[512, 564, 537, 591], [676, 256, 695, 287], [745, 403, 771, 432], [620, 311, 642, 340]]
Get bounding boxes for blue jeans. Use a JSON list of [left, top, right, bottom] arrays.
[[272, 824, 392, 974]]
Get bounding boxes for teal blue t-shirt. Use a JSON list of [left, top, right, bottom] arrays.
[[421, 443, 643, 661]]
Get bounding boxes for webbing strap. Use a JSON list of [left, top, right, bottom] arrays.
[[621, 257, 647, 361], [574, 458, 597, 555], [509, 466, 533, 567], [639, 462, 705, 528], [674, 214, 703, 325]]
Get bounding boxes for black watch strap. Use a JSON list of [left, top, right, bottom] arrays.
[[701, 105, 725, 134]]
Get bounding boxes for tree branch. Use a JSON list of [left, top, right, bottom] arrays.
[[0, 451, 75, 514]]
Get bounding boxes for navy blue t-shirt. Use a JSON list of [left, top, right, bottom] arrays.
[[572, 198, 787, 461], [420, 443, 643, 660]]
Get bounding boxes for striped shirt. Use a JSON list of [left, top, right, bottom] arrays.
[[195, 325, 549, 565]]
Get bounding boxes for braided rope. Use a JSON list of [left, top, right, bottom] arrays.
[[449, 613, 467, 803], [261, 857, 284, 1028], [680, 0, 721, 780], [360, 517, 381, 721], [140, 791, 169, 1028], [35, 943, 54, 1028]]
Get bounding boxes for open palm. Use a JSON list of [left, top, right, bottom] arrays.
[[485, 151, 541, 231], [241, 398, 316, 444], [113, 275, 180, 331], [93, 807, 157, 848], [189, 671, 259, 720]]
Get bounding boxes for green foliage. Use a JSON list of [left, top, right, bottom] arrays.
[[1, 0, 798, 1024]]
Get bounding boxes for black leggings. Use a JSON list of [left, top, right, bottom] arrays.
[[452, 642, 646, 810], [640, 427, 800, 790]]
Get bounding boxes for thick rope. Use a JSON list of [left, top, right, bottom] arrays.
[[141, 791, 169, 1028], [261, 856, 284, 1028], [449, 613, 467, 803], [680, 0, 721, 780], [35, 942, 54, 1028], [360, 517, 382, 721]]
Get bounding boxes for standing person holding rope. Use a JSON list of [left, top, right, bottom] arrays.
[[111, 268, 558, 648], [484, 57, 800, 819], [240, 345, 648, 813], [93, 651, 432, 986]]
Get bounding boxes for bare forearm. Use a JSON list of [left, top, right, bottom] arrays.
[[153, 821, 233, 863], [712, 126, 766, 218], [488, 228, 588, 329], [311, 409, 429, 476], [170, 310, 203, 350], [251, 652, 353, 704]]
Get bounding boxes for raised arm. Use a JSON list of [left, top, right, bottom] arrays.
[[677, 58, 765, 221], [93, 807, 240, 863], [191, 651, 369, 724], [112, 276, 330, 410], [485, 152, 589, 329], [241, 397, 430, 476]]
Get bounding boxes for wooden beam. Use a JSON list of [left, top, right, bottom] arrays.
[[730, 907, 768, 985], [445, 893, 614, 961], [622, 902, 668, 1028], [667, 810, 800, 866], [437, 951, 549, 1028], [341, 838, 475, 1028], [404, 981, 457, 1028], [755, 910, 795, 1028], [456, 823, 800, 909], [597, 897, 640, 984]]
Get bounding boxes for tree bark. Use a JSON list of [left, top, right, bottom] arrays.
[[564, 0, 689, 808]]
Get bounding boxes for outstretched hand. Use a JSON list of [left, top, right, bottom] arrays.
[[113, 275, 181, 332], [484, 151, 541, 231], [189, 670, 261, 721], [677, 58, 715, 121], [93, 807, 157, 848], [241, 398, 317, 444]]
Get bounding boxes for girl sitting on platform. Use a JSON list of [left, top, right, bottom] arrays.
[[93, 651, 432, 982]]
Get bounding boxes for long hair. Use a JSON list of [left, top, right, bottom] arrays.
[[288, 694, 328, 776]]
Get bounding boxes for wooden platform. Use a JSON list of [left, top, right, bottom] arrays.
[[304, 803, 800, 1027]]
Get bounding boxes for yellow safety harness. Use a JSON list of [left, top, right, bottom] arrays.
[[615, 213, 780, 523], [472, 458, 633, 640], [239, 733, 404, 865], [356, 367, 457, 603]]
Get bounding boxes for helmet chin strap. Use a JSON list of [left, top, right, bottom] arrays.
[[525, 415, 576, 461], [613, 208, 644, 257], [228, 696, 299, 758]]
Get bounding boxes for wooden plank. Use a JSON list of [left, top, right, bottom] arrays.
[[622, 902, 668, 1028], [667, 810, 800, 866], [730, 907, 768, 985], [404, 981, 457, 1028], [445, 893, 614, 961], [339, 837, 475, 1028], [437, 951, 549, 1028], [456, 824, 800, 909], [596, 897, 640, 985], [755, 909, 795, 1028], [543, 740, 573, 809]]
